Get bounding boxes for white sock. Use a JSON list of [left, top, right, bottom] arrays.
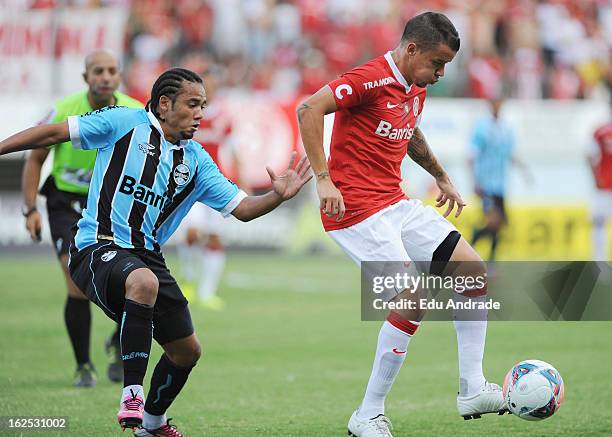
[[178, 244, 200, 282], [453, 294, 487, 397], [143, 411, 166, 430], [198, 249, 226, 300], [121, 384, 144, 403], [357, 320, 415, 420], [593, 220, 608, 261]]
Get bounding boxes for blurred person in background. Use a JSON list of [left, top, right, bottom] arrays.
[[588, 97, 612, 261], [178, 53, 248, 310], [21, 49, 143, 387], [469, 97, 530, 262]]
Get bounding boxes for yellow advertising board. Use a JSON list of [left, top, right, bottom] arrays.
[[290, 199, 611, 261]]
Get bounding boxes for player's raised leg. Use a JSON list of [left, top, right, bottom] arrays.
[[448, 237, 507, 419], [117, 268, 158, 430]]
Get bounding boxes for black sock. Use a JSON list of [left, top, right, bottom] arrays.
[[472, 227, 489, 245], [64, 296, 91, 366], [145, 354, 194, 416], [121, 299, 154, 387], [111, 324, 121, 345], [490, 231, 499, 261]]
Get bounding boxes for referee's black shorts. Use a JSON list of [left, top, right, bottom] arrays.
[[68, 241, 194, 345], [39, 176, 87, 258]]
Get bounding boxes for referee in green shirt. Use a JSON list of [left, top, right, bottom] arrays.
[[21, 49, 143, 387]]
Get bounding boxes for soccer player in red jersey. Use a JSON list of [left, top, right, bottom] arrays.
[[298, 12, 506, 436], [588, 101, 612, 261]]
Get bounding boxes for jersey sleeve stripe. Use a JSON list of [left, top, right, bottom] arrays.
[[67, 115, 82, 149], [220, 190, 247, 217]]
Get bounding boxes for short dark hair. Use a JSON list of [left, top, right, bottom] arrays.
[[146, 68, 203, 119], [401, 12, 460, 52]]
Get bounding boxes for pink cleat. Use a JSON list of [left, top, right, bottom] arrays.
[[117, 389, 145, 431], [133, 419, 185, 437]]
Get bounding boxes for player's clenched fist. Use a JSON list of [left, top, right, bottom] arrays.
[[317, 174, 345, 220]]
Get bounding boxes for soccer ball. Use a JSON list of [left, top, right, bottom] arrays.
[[502, 359, 564, 421]]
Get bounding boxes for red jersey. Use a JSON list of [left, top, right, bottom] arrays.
[[323, 52, 426, 231], [193, 103, 233, 167], [593, 123, 612, 190]]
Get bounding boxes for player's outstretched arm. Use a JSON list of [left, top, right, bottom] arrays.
[[231, 153, 312, 222], [22, 148, 50, 242], [297, 86, 345, 220], [0, 122, 69, 156], [408, 127, 466, 218]]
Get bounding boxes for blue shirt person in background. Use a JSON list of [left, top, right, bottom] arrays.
[[469, 97, 530, 261], [0, 68, 312, 435]]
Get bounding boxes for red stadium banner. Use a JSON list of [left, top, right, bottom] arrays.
[[0, 7, 128, 96]]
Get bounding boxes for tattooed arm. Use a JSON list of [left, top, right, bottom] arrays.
[[407, 127, 447, 180], [408, 127, 466, 218]]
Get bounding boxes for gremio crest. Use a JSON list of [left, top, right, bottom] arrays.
[[173, 163, 191, 186]]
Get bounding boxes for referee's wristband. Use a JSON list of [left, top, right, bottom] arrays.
[[22, 206, 37, 218]]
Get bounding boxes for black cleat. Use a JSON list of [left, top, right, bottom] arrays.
[[74, 363, 97, 388], [105, 335, 123, 383]]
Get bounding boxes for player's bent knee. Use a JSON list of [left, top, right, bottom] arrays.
[[190, 340, 202, 363], [459, 260, 488, 297], [166, 337, 202, 367], [125, 268, 159, 304]]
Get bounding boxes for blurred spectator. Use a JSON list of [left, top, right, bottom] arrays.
[[25, 0, 611, 100]]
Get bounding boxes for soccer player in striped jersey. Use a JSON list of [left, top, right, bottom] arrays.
[[1, 68, 312, 436], [21, 49, 142, 388]]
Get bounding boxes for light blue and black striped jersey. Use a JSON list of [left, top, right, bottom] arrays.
[[67, 106, 246, 252], [470, 116, 515, 197]]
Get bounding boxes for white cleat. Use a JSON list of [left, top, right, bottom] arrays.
[[457, 382, 509, 420], [348, 410, 393, 437]]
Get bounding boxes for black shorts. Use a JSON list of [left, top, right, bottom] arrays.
[[68, 241, 194, 345], [481, 193, 507, 221], [40, 176, 87, 257]]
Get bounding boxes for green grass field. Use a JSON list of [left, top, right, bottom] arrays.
[[0, 253, 611, 436]]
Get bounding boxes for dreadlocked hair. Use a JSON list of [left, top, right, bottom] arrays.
[[146, 68, 203, 120]]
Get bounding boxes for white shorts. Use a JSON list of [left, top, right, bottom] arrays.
[[183, 202, 225, 235], [592, 190, 612, 221], [328, 199, 457, 265]]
